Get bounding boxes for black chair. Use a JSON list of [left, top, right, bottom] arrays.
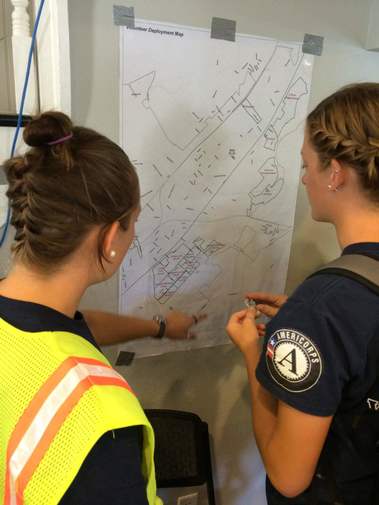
[[145, 409, 216, 505]]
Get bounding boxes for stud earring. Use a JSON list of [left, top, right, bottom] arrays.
[[327, 184, 332, 190], [110, 250, 116, 259]]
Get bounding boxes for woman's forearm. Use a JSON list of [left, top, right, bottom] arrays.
[[82, 310, 159, 346], [243, 342, 278, 456]]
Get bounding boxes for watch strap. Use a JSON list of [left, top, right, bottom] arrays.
[[152, 315, 166, 339]]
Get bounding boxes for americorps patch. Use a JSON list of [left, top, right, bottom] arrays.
[[265, 328, 322, 392]]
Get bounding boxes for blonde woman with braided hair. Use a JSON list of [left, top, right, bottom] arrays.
[[226, 83, 379, 505], [0, 111, 201, 505]]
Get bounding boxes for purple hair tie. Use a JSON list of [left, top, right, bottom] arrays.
[[47, 133, 73, 146]]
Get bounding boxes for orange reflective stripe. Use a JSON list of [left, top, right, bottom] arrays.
[[4, 357, 134, 505]]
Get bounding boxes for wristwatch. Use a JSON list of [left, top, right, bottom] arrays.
[[152, 314, 167, 339]]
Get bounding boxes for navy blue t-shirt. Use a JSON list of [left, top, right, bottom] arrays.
[[256, 242, 379, 503], [0, 295, 149, 505], [257, 242, 379, 415]]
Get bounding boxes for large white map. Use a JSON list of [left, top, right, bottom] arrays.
[[119, 21, 313, 357]]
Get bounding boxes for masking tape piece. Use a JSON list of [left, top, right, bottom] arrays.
[[211, 17, 236, 42], [302, 33, 324, 56], [113, 5, 135, 28], [116, 351, 135, 366]]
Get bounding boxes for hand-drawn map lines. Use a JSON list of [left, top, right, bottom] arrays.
[[131, 44, 292, 211], [122, 43, 307, 300], [127, 53, 265, 152]]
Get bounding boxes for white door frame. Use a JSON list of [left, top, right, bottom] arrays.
[[10, 0, 71, 115]]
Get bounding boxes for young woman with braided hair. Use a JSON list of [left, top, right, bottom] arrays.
[[226, 83, 379, 505], [0, 111, 202, 505]]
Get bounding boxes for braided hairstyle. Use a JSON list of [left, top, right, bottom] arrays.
[[307, 82, 379, 203], [4, 111, 139, 270]]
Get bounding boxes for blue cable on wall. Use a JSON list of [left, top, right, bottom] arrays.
[[0, 0, 46, 247]]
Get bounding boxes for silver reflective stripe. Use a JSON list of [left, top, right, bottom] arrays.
[[9, 478, 16, 505]]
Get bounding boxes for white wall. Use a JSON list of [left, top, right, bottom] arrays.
[[0, 127, 16, 279], [0, 0, 15, 113], [67, 2, 379, 504], [0, 0, 15, 277], [366, 0, 379, 50]]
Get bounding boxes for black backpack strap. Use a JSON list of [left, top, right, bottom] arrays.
[[307, 254, 379, 295]]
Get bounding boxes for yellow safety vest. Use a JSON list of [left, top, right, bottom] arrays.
[[0, 317, 162, 505]]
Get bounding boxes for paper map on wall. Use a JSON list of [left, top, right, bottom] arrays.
[[118, 20, 313, 357]]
